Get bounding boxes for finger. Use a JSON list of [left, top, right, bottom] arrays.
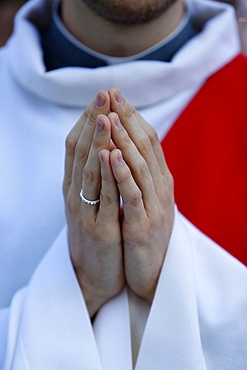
[[63, 100, 94, 198], [133, 111, 170, 178], [81, 115, 111, 210], [110, 149, 146, 223], [108, 112, 158, 211], [71, 91, 110, 196], [109, 88, 164, 186], [64, 91, 110, 198], [97, 149, 120, 223], [109, 87, 168, 177]]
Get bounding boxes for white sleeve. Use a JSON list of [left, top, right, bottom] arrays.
[[1, 227, 103, 370], [1, 211, 246, 370], [134, 208, 247, 370]]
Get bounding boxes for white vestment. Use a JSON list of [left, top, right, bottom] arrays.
[[0, 0, 246, 368]]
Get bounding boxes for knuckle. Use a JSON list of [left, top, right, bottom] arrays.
[[169, 172, 174, 190], [82, 106, 91, 121], [86, 109, 98, 128], [120, 135, 132, 150], [82, 106, 98, 129], [92, 136, 103, 151], [65, 133, 77, 155], [100, 192, 113, 207], [138, 160, 149, 178], [122, 134, 132, 146], [160, 174, 175, 207], [66, 194, 77, 216], [75, 143, 88, 163], [166, 170, 174, 192], [87, 116, 97, 129], [101, 171, 110, 183], [119, 166, 132, 184], [83, 165, 95, 184], [129, 189, 142, 207], [148, 127, 159, 146], [123, 102, 136, 120], [139, 136, 152, 155]]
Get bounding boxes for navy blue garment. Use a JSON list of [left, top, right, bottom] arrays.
[[41, 3, 199, 71]]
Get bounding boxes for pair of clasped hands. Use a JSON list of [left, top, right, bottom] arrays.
[[63, 87, 175, 317]]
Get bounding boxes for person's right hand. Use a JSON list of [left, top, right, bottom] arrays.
[[63, 91, 124, 318]]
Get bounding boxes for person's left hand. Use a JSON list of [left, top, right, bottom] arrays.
[[98, 88, 175, 303]]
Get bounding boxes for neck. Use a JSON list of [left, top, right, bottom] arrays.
[[61, 0, 184, 57]]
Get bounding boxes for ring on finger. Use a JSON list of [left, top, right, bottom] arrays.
[[80, 188, 100, 205]]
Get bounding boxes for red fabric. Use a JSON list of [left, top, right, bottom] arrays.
[[162, 54, 247, 265]]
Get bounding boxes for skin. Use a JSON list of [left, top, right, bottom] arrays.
[[61, 0, 184, 56], [80, 0, 179, 24], [63, 89, 175, 317], [62, 0, 179, 317]]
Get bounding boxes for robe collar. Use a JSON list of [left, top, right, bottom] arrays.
[[7, 0, 240, 108], [41, 1, 199, 70]]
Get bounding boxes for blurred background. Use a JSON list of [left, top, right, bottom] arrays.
[[0, 0, 28, 46], [217, 0, 247, 53]]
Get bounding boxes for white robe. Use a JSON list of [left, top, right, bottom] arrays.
[[0, 0, 246, 368]]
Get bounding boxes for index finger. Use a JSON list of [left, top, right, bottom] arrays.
[[109, 87, 168, 177], [63, 90, 110, 198]]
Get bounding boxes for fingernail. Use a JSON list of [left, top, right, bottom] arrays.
[[96, 118, 103, 132], [115, 90, 124, 104], [117, 151, 124, 163], [114, 114, 122, 128], [96, 92, 105, 107]]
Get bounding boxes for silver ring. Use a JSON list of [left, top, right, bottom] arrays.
[[80, 189, 100, 205]]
